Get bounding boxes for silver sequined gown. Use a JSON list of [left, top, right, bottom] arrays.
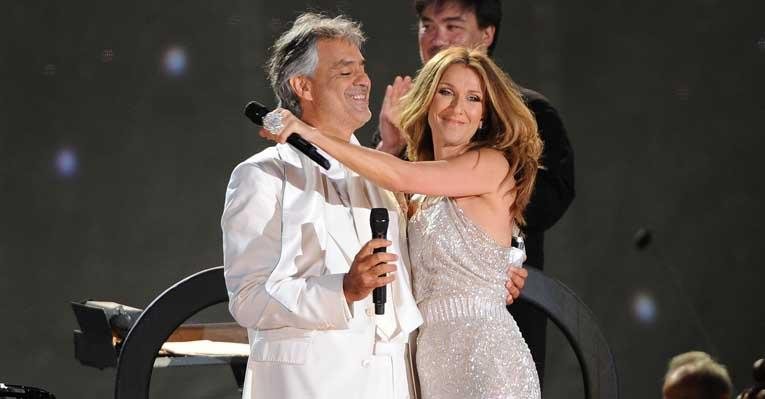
[[408, 196, 541, 399]]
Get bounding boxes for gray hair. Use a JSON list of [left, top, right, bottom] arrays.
[[266, 13, 366, 116]]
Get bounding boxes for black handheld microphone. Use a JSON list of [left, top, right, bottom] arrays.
[[244, 101, 331, 170], [370, 208, 389, 315]]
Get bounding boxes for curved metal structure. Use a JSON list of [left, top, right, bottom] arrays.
[[114, 267, 228, 399], [519, 268, 620, 398], [114, 266, 618, 398]]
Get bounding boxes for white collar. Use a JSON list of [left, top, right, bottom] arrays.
[[316, 134, 360, 180]]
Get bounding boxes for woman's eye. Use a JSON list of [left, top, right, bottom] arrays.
[[468, 95, 481, 102], [438, 88, 452, 96]]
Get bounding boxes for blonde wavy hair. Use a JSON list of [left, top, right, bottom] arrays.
[[399, 46, 543, 226]]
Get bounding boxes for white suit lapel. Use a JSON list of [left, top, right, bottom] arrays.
[[323, 173, 363, 274], [359, 177, 424, 337], [325, 135, 374, 260], [348, 171, 373, 245]]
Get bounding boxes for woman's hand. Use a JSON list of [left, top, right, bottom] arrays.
[[258, 108, 320, 144]]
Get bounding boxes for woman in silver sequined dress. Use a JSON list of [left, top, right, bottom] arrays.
[[261, 47, 543, 398]]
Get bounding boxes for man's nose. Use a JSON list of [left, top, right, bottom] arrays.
[[354, 71, 371, 87], [432, 26, 450, 47]]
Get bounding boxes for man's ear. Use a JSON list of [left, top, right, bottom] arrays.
[[481, 25, 496, 49], [289, 76, 313, 102]]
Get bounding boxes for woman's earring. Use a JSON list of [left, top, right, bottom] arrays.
[[474, 120, 487, 141]]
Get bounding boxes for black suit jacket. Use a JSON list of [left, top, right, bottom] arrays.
[[518, 87, 575, 269], [371, 86, 575, 270]]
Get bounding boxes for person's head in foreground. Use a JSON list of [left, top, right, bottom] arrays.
[[663, 351, 733, 399]]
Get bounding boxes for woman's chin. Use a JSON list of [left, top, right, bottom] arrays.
[[434, 130, 476, 146]]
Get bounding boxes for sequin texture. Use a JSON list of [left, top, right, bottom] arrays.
[[409, 196, 540, 399]]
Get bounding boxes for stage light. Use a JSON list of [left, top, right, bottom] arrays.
[[54, 147, 78, 178], [633, 291, 657, 325], [633, 228, 652, 250], [101, 48, 114, 63], [757, 36, 765, 51], [43, 64, 56, 77], [228, 15, 241, 25], [163, 46, 187, 77], [673, 86, 690, 100]]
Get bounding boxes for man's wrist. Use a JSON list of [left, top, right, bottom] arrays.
[[376, 119, 406, 155], [342, 273, 356, 304]]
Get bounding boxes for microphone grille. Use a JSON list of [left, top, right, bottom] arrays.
[[244, 101, 269, 126], [370, 208, 389, 221], [370, 208, 389, 231]]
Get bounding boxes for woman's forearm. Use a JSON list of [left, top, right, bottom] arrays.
[[312, 133, 412, 192], [274, 117, 506, 197], [309, 132, 510, 197]]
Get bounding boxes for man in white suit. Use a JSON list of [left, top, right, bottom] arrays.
[[222, 13, 423, 399]]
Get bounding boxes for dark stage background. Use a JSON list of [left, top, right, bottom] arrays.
[[1, 1, 763, 398]]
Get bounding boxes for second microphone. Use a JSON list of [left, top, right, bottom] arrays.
[[370, 208, 390, 315]]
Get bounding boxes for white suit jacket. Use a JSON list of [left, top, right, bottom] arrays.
[[222, 139, 423, 399]]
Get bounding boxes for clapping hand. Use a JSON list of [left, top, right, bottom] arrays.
[[377, 76, 412, 155]]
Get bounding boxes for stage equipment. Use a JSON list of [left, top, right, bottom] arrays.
[[71, 266, 618, 398], [0, 383, 56, 398]]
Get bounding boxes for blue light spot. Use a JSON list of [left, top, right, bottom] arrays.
[[55, 147, 78, 178], [163, 46, 187, 77], [633, 292, 657, 325]]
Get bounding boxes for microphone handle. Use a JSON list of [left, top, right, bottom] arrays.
[[286, 133, 330, 170], [372, 233, 387, 315]]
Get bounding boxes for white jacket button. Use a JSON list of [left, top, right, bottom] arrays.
[[361, 359, 371, 367]]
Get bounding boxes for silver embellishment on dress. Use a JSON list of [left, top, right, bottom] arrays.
[[408, 196, 540, 399]]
